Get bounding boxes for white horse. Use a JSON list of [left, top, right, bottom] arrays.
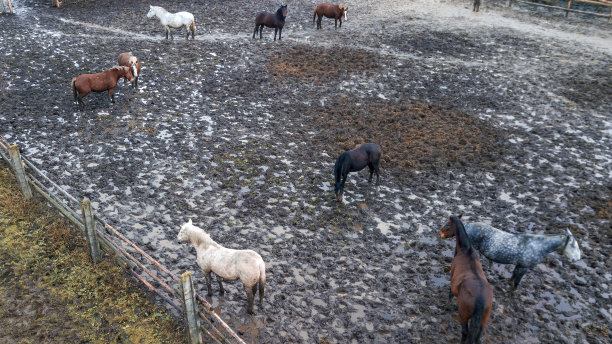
[[178, 220, 266, 314], [146, 5, 195, 40]]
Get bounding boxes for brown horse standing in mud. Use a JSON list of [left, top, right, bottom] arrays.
[[440, 215, 493, 344], [253, 5, 287, 41], [118, 52, 141, 88], [313, 3, 348, 29], [71, 66, 134, 109]]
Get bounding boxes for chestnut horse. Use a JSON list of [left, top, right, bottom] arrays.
[[71, 66, 134, 109], [313, 3, 348, 30], [440, 215, 493, 344], [118, 52, 141, 88], [334, 143, 382, 201], [253, 5, 287, 41]]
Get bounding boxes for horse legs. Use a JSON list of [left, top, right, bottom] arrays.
[[217, 274, 224, 295], [317, 15, 322, 29], [278, 28, 282, 40], [274, 28, 278, 41], [205, 271, 213, 296], [259, 26, 263, 39], [339, 18, 343, 28], [460, 322, 469, 344], [335, 18, 338, 29], [253, 25, 258, 39], [510, 266, 529, 290], [165, 26, 169, 40], [245, 284, 255, 314], [108, 88, 115, 103]]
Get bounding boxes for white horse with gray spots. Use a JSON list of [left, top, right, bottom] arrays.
[[441, 215, 581, 289], [146, 5, 195, 40], [178, 220, 266, 314]]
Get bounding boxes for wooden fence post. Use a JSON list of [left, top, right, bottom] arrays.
[[81, 198, 101, 263], [565, 0, 572, 17], [180, 271, 202, 344], [7, 0, 12, 14], [8, 145, 32, 199]]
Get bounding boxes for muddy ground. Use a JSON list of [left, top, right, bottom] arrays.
[[1, 0, 611, 343]]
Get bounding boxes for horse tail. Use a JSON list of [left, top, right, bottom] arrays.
[[258, 261, 266, 305], [467, 295, 485, 344], [71, 77, 77, 101], [313, 9, 317, 25], [190, 19, 196, 35]]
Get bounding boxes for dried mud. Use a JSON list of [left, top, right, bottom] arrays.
[[1, 0, 611, 343]]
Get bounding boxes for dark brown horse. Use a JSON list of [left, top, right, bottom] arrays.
[[118, 52, 141, 88], [71, 66, 134, 109], [253, 5, 287, 41], [334, 143, 382, 201], [440, 215, 493, 344], [313, 3, 348, 30]]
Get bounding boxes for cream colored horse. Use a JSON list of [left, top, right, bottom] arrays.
[[178, 220, 266, 314]]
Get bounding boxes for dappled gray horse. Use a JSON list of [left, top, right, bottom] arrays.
[[464, 221, 580, 289], [441, 215, 581, 289]]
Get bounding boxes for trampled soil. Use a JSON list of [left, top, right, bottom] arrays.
[[1, 0, 611, 343]]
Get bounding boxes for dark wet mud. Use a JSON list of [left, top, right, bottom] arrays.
[[1, 0, 611, 343]]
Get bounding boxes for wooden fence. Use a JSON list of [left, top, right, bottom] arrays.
[[509, 0, 612, 21], [0, 138, 247, 344]]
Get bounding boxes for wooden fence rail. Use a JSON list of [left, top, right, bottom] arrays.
[[0, 139, 246, 344], [509, 0, 612, 21]]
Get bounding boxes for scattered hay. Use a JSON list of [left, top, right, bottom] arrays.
[[305, 98, 505, 177], [268, 45, 381, 81]]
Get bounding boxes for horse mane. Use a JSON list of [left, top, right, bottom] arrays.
[[187, 224, 222, 249], [151, 5, 167, 13], [334, 152, 348, 183], [452, 216, 474, 257]]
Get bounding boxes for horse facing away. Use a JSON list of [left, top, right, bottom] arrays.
[[147, 5, 195, 40], [440, 215, 493, 344], [334, 143, 382, 201], [446, 216, 581, 289], [178, 220, 266, 315], [71, 66, 134, 109], [253, 5, 287, 41], [313, 3, 348, 30], [118, 52, 141, 89]]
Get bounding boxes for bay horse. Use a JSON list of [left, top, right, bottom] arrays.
[[253, 5, 287, 41], [333, 143, 382, 201], [117, 52, 141, 88], [313, 3, 348, 30], [146, 5, 195, 40], [71, 66, 134, 109], [440, 215, 493, 344], [178, 220, 266, 315], [455, 218, 581, 289]]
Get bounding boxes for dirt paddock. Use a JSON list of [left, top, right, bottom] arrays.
[[1, 0, 611, 343]]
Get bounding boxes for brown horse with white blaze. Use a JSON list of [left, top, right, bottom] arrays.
[[440, 215, 493, 344], [313, 3, 348, 29], [71, 66, 134, 109], [118, 52, 141, 88]]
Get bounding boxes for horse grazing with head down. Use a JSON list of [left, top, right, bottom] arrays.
[[440, 215, 493, 344], [451, 216, 581, 289], [313, 3, 348, 29], [253, 5, 287, 41], [118, 52, 141, 89], [178, 220, 266, 315], [334, 143, 382, 201], [71, 66, 134, 109], [146, 5, 195, 40]]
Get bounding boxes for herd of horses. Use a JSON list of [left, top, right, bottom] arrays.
[[66, 3, 582, 343]]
